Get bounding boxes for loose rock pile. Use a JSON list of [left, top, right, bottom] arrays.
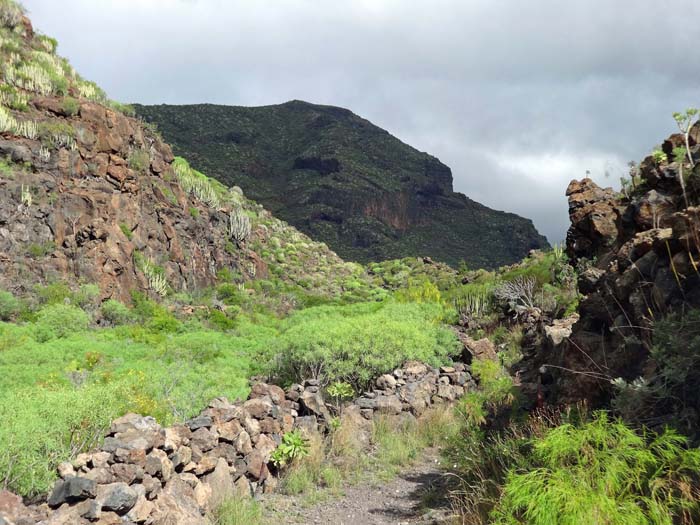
[[1, 361, 472, 525]]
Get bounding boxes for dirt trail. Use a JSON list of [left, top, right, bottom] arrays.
[[262, 450, 455, 525]]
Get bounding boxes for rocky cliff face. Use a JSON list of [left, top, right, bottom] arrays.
[[540, 126, 700, 418], [0, 12, 360, 302], [134, 102, 549, 268]]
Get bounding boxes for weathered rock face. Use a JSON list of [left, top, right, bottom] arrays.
[[543, 131, 700, 409], [0, 97, 259, 301], [0, 12, 363, 302], [2, 361, 471, 524], [133, 101, 549, 269]]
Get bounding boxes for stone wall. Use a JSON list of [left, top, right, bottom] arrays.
[[0, 361, 473, 525]]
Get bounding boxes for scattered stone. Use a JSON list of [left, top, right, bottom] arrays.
[[48, 477, 97, 508], [376, 374, 397, 390], [171, 446, 193, 470], [187, 416, 213, 431], [190, 427, 218, 452], [125, 495, 153, 523], [99, 482, 138, 515], [110, 463, 143, 484], [57, 462, 75, 479], [235, 430, 253, 455], [243, 397, 273, 419], [110, 413, 160, 435], [218, 419, 243, 442], [544, 314, 579, 346], [144, 449, 173, 481]]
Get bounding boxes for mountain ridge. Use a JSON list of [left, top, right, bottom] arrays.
[[134, 100, 549, 268]]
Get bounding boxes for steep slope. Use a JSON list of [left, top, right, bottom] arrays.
[[134, 101, 549, 268], [0, 8, 368, 303]]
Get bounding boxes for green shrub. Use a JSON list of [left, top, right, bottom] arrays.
[[0, 382, 131, 497], [207, 309, 236, 331], [100, 299, 135, 325], [492, 413, 700, 525], [128, 149, 150, 172], [106, 100, 135, 116], [37, 121, 75, 149], [72, 283, 100, 309], [651, 309, 700, 403], [34, 281, 71, 305], [33, 303, 90, 342], [0, 289, 20, 320], [394, 278, 441, 303], [216, 283, 243, 304], [26, 241, 55, 258], [119, 222, 133, 240], [613, 309, 700, 431], [272, 302, 460, 389], [271, 430, 310, 468], [60, 96, 79, 116], [457, 359, 516, 427]]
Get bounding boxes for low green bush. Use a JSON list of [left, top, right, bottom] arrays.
[[612, 309, 700, 432], [0, 382, 131, 497], [210, 497, 262, 525], [60, 96, 79, 116], [128, 149, 150, 172], [457, 359, 516, 427], [272, 301, 459, 389], [0, 289, 19, 320], [271, 430, 310, 468], [33, 303, 90, 342], [100, 299, 136, 325], [446, 410, 700, 525]]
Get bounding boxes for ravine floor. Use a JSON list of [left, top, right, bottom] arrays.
[[261, 449, 456, 525]]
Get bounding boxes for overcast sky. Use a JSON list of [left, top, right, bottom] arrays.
[[22, 0, 700, 242]]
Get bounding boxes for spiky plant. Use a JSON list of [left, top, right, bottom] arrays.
[[0, 0, 23, 29], [228, 208, 251, 245], [172, 157, 221, 208]]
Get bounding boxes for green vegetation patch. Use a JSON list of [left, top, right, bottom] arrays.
[[272, 301, 460, 389]]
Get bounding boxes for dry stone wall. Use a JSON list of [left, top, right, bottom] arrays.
[[0, 361, 473, 525]]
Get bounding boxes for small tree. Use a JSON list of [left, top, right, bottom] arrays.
[[672, 108, 698, 209], [673, 146, 691, 209], [673, 108, 699, 169]]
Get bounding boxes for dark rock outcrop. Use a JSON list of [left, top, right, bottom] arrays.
[[539, 130, 700, 412]]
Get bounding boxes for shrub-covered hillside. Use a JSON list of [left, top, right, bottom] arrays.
[[134, 101, 549, 268]]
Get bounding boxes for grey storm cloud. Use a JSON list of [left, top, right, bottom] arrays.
[[21, 0, 700, 242]]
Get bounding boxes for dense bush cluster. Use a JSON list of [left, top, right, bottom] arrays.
[[445, 408, 700, 525], [271, 302, 460, 389]]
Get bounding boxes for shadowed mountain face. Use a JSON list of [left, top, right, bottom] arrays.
[[134, 101, 549, 268]]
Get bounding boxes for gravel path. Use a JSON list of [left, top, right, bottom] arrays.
[[262, 450, 456, 525]]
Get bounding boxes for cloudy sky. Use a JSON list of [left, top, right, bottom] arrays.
[[22, 0, 700, 242]]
